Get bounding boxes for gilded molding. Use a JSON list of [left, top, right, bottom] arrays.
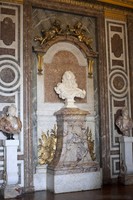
[[0, 0, 23, 4], [59, 0, 102, 10], [1, 0, 133, 12], [88, 59, 94, 78], [98, 0, 133, 9], [37, 54, 44, 75], [1, 0, 133, 10], [104, 9, 127, 21]]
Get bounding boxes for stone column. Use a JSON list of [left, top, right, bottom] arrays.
[[47, 108, 101, 193], [119, 136, 133, 185], [1, 140, 22, 199]]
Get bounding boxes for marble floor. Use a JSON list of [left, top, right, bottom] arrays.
[[0, 184, 133, 200]]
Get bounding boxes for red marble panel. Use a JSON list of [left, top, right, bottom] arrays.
[[44, 50, 87, 103], [0, 68, 15, 83], [113, 76, 124, 90], [112, 60, 124, 67], [111, 34, 123, 58], [0, 48, 15, 56], [114, 100, 125, 107], [1, 17, 15, 45], [1, 7, 15, 15], [111, 26, 122, 32], [0, 95, 15, 103]]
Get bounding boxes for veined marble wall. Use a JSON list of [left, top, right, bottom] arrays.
[[32, 8, 100, 190], [1, 0, 132, 191], [105, 18, 131, 179], [0, 3, 24, 187]]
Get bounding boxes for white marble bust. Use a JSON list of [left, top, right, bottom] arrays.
[[54, 71, 86, 108]]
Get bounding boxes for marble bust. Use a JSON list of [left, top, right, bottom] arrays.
[[0, 104, 22, 139], [116, 107, 133, 137], [54, 71, 86, 108]]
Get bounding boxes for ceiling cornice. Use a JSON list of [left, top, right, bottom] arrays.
[[0, 0, 23, 4], [97, 0, 133, 9], [0, 0, 133, 10]]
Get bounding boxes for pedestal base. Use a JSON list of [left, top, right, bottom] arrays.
[[47, 169, 102, 193], [1, 184, 22, 199], [119, 174, 133, 185], [47, 108, 102, 193], [34, 165, 47, 191]]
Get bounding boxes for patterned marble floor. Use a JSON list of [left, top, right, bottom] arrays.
[[0, 184, 133, 200]]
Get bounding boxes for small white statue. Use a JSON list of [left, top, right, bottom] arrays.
[[54, 71, 86, 108], [0, 104, 22, 139], [116, 107, 133, 137]]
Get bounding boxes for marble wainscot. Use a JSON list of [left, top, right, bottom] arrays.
[[47, 108, 102, 193], [1, 140, 22, 199], [119, 136, 133, 185]]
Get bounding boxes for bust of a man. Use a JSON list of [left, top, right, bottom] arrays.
[[54, 71, 86, 108], [0, 104, 22, 139], [116, 107, 133, 136]]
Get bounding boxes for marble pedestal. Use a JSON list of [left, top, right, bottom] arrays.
[[34, 165, 47, 191], [119, 136, 133, 185], [1, 140, 22, 199], [47, 108, 102, 193]]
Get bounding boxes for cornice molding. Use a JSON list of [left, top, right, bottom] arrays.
[[98, 0, 133, 9], [104, 9, 127, 21], [1, 0, 133, 10], [0, 0, 23, 4], [31, 0, 102, 11]]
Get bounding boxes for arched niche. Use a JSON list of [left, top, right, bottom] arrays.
[[43, 41, 88, 103], [33, 35, 97, 105], [44, 42, 88, 66]]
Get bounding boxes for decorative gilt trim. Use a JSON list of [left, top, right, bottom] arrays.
[[34, 21, 95, 56], [88, 59, 94, 78], [0, 0, 23, 4], [104, 9, 127, 21], [31, 0, 102, 11], [38, 125, 57, 165], [37, 53, 44, 75], [34, 21, 93, 46], [87, 127, 96, 161], [1, 0, 133, 11], [98, 0, 133, 9], [40, 0, 97, 8]]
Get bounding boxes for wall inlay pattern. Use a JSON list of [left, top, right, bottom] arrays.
[[0, 3, 24, 187], [105, 19, 130, 179]]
